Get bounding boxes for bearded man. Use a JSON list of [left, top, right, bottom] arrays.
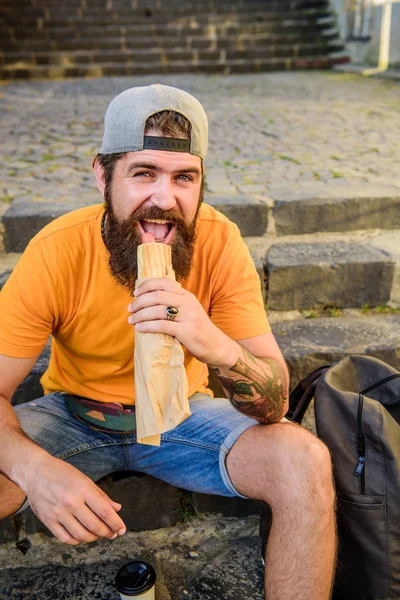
[[0, 84, 336, 600]]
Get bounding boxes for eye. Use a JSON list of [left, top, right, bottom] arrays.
[[177, 174, 191, 182], [133, 171, 152, 178]]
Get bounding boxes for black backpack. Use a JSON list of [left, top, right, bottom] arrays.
[[260, 354, 400, 600]]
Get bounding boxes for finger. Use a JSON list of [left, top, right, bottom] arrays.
[[104, 494, 122, 512], [134, 319, 178, 335], [134, 277, 183, 297], [130, 305, 182, 326], [59, 514, 102, 544], [48, 521, 85, 546], [87, 491, 126, 535], [105, 495, 122, 509], [130, 291, 182, 315], [75, 505, 120, 540]]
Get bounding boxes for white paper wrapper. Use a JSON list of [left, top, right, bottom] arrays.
[[134, 243, 191, 446]]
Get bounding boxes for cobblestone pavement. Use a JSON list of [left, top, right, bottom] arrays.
[[0, 71, 399, 211]]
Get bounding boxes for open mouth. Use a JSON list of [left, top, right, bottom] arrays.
[[138, 219, 175, 243]]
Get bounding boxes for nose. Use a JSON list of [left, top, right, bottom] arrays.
[[150, 175, 177, 211]]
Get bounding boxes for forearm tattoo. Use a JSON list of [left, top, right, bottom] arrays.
[[212, 347, 288, 423]]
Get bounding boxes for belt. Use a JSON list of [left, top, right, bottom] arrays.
[[63, 394, 137, 433]]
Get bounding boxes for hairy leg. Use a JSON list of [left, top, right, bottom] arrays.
[[226, 421, 336, 600], [0, 473, 26, 519]]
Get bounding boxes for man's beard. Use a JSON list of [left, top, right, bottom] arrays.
[[103, 184, 202, 293]]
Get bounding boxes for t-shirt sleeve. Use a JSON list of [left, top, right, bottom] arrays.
[[0, 239, 58, 358], [209, 225, 271, 340]]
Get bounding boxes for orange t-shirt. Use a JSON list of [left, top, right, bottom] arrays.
[[0, 203, 270, 404]]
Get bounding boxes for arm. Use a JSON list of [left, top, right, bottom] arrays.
[[0, 355, 51, 483], [209, 331, 289, 424], [0, 354, 126, 544], [131, 280, 289, 423]]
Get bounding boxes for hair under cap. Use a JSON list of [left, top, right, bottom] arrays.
[[100, 84, 208, 159]]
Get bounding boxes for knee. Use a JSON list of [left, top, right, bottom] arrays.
[[285, 426, 335, 510], [261, 424, 335, 511]]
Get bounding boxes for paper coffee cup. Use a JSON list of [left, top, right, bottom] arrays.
[[115, 560, 157, 599]]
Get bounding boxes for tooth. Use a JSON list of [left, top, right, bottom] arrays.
[[144, 219, 169, 224]]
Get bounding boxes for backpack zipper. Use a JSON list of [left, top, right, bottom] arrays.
[[354, 393, 366, 494], [360, 373, 400, 395]]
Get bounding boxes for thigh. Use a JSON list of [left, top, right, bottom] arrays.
[[125, 394, 259, 498], [14, 393, 126, 482]]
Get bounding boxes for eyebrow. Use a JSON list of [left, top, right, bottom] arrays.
[[126, 161, 201, 176]]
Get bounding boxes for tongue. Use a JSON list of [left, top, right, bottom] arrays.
[[142, 221, 169, 240], [141, 232, 156, 244]]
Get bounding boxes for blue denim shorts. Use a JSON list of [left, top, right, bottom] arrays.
[[14, 392, 259, 514]]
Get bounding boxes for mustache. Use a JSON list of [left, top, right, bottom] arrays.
[[121, 205, 186, 229]]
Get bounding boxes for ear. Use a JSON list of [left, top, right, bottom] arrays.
[[93, 158, 106, 199]]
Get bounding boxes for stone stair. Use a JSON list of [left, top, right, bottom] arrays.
[[1, 71, 399, 598], [1, 183, 400, 393], [1, 183, 400, 561], [0, 0, 348, 79]]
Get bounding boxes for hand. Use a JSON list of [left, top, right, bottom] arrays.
[[128, 277, 234, 366], [23, 455, 126, 545]]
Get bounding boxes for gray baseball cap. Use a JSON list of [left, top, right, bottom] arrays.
[[100, 84, 208, 159]]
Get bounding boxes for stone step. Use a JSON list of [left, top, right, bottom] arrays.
[[2, 7, 333, 29], [2, 0, 328, 6], [4, 182, 393, 257], [5, 182, 392, 256], [2, 19, 334, 41], [1, 0, 329, 9], [271, 184, 400, 235], [0, 513, 266, 600], [0, 43, 345, 68], [3, 227, 398, 317], [1, 0, 330, 16], [6, 311, 399, 409], [0, 30, 340, 52], [0, 53, 349, 80], [265, 230, 400, 310], [272, 312, 400, 389], [1, 194, 269, 254]]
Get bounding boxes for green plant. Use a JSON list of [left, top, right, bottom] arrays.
[[177, 490, 197, 522], [331, 170, 344, 179], [245, 159, 262, 165], [41, 153, 55, 162], [326, 307, 343, 318], [374, 305, 400, 314], [278, 155, 300, 165]]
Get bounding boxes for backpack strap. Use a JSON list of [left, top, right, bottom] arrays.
[[288, 366, 330, 423]]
